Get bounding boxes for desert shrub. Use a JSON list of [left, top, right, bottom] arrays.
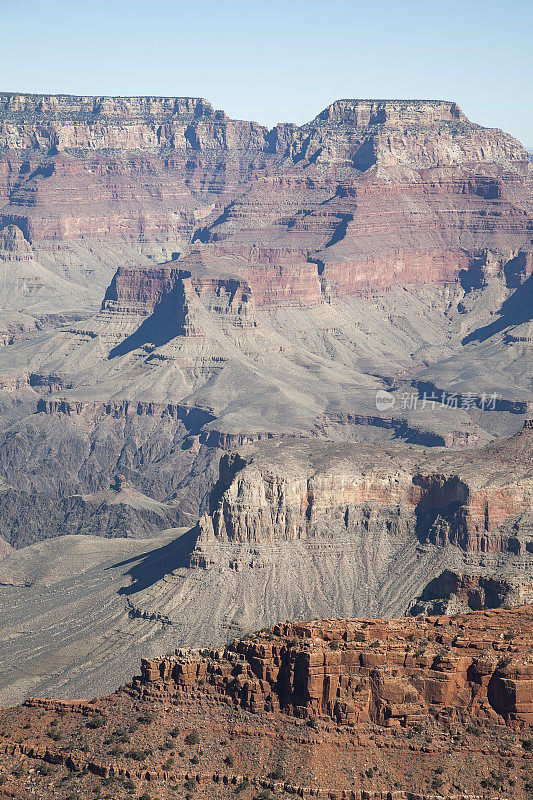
[[268, 764, 284, 780], [125, 749, 148, 761], [190, 754, 200, 764], [224, 754, 235, 767], [522, 738, 533, 752], [137, 713, 154, 725], [170, 726, 180, 737], [185, 731, 200, 745], [87, 715, 106, 729]]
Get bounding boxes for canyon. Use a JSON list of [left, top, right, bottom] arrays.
[[0, 94, 530, 713], [0, 426, 530, 706]]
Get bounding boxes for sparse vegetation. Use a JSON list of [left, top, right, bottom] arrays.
[[125, 749, 148, 761], [87, 715, 106, 729], [268, 763, 285, 780]]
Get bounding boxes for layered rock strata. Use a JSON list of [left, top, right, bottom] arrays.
[[139, 606, 533, 727], [0, 607, 531, 799], [192, 430, 533, 560]]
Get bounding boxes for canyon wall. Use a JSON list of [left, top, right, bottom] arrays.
[[192, 433, 533, 556], [139, 605, 533, 727]]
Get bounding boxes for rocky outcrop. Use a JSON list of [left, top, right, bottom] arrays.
[[410, 570, 533, 615], [36, 396, 215, 426], [0, 224, 33, 260], [0, 609, 531, 799], [192, 433, 533, 554], [139, 606, 533, 726], [102, 262, 256, 329]]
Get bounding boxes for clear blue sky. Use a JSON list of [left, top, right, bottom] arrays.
[[0, 0, 531, 144]]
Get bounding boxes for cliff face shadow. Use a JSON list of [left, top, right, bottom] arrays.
[[110, 527, 198, 595], [462, 275, 532, 345], [108, 282, 183, 359]]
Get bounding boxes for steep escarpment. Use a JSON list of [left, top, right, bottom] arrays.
[[0, 98, 530, 708], [0, 430, 530, 705], [192, 432, 533, 555], [0, 97, 530, 463], [0, 607, 532, 800], [139, 606, 533, 727]]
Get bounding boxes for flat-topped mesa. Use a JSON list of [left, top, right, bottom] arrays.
[[192, 436, 533, 553], [273, 98, 530, 171], [101, 262, 257, 331], [314, 99, 466, 127], [0, 93, 268, 161], [136, 605, 533, 727]]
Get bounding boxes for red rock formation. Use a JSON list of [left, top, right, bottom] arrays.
[[0, 607, 532, 799], [1, 95, 530, 309], [138, 606, 533, 727]]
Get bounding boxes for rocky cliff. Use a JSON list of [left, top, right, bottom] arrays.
[[0, 607, 531, 800], [0, 96, 530, 465], [0, 97, 531, 713], [0, 430, 530, 707], [192, 431, 533, 557], [139, 606, 533, 727]]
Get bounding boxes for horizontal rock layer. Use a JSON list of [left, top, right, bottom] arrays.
[[140, 606, 533, 726], [193, 431, 533, 555]]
